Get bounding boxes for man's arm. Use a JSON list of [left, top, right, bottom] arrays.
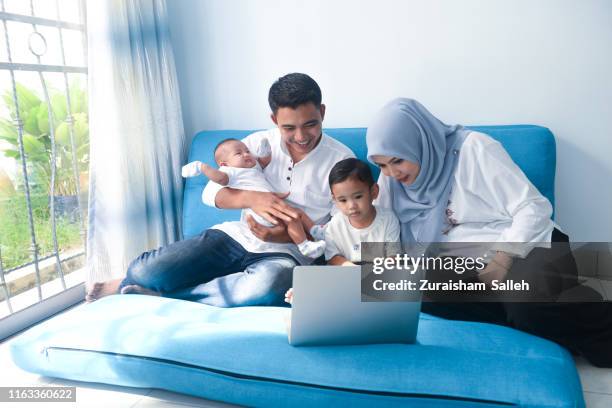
[[215, 189, 297, 224]]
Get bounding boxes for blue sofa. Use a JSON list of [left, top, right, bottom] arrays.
[[184, 126, 556, 237], [10, 126, 584, 407]]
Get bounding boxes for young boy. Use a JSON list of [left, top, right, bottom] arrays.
[[285, 158, 400, 303], [182, 138, 326, 259]]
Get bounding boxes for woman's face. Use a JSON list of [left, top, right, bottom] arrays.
[[370, 155, 420, 186]]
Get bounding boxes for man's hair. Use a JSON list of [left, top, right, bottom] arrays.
[[328, 158, 375, 189], [268, 73, 322, 114], [213, 138, 240, 164]]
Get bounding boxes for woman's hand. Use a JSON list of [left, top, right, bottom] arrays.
[[249, 191, 298, 225], [246, 214, 292, 243], [478, 251, 514, 286]]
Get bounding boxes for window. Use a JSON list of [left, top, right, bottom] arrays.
[[0, 0, 88, 332]]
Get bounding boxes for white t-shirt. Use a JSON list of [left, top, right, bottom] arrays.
[[324, 207, 401, 262], [219, 165, 273, 193], [374, 131, 554, 258], [202, 128, 354, 265]]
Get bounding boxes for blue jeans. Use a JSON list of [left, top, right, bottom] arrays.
[[119, 229, 297, 307]]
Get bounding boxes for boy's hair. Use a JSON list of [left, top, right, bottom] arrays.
[[268, 73, 322, 114], [213, 138, 240, 164], [328, 158, 375, 189]]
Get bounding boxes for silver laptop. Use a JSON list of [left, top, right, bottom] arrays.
[[288, 266, 421, 346]]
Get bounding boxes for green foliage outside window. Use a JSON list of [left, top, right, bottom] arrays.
[[0, 80, 89, 196], [0, 81, 88, 271]]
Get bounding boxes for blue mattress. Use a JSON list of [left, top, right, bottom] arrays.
[[10, 295, 584, 407]]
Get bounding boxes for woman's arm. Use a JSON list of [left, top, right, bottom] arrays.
[[458, 133, 554, 257]]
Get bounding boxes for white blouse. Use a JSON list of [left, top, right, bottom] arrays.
[[374, 131, 555, 258]]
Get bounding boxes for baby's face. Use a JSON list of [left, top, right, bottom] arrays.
[[217, 140, 257, 168]]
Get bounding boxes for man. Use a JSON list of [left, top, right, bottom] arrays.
[[86, 73, 354, 306]]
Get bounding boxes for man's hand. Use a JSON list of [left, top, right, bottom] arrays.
[[246, 214, 292, 243], [250, 191, 298, 224]]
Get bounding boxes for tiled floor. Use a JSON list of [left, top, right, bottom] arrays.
[[2, 306, 612, 407], [575, 356, 612, 407]]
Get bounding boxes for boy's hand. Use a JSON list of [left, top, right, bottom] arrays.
[[285, 288, 294, 304]]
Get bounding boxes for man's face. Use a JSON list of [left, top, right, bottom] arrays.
[[271, 102, 326, 160]]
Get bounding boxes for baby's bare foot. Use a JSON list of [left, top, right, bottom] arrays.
[[120, 284, 160, 297], [85, 278, 122, 303]]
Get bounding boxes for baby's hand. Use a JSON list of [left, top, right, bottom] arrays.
[[284, 287, 294, 304], [181, 161, 202, 178], [256, 138, 272, 158]]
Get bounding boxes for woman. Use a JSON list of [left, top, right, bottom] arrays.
[[366, 98, 612, 367]]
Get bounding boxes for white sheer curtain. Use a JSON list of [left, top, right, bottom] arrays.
[[86, 0, 187, 283]]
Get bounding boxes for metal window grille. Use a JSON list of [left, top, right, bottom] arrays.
[[0, 0, 87, 315]]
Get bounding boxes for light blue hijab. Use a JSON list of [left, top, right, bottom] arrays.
[[366, 98, 470, 244]]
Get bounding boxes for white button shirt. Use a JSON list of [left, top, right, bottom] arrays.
[[202, 128, 354, 264]]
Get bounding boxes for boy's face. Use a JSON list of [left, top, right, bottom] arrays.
[[331, 177, 379, 225], [271, 102, 325, 161], [216, 140, 257, 168]]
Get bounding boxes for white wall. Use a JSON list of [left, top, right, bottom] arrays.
[[167, 0, 612, 241]]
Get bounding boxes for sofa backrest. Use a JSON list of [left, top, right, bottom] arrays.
[[183, 125, 556, 238]]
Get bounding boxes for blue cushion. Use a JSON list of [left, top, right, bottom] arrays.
[[10, 295, 584, 407], [183, 125, 556, 238]]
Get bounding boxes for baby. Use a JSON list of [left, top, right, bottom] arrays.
[[285, 158, 400, 303], [182, 138, 326, 259]]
